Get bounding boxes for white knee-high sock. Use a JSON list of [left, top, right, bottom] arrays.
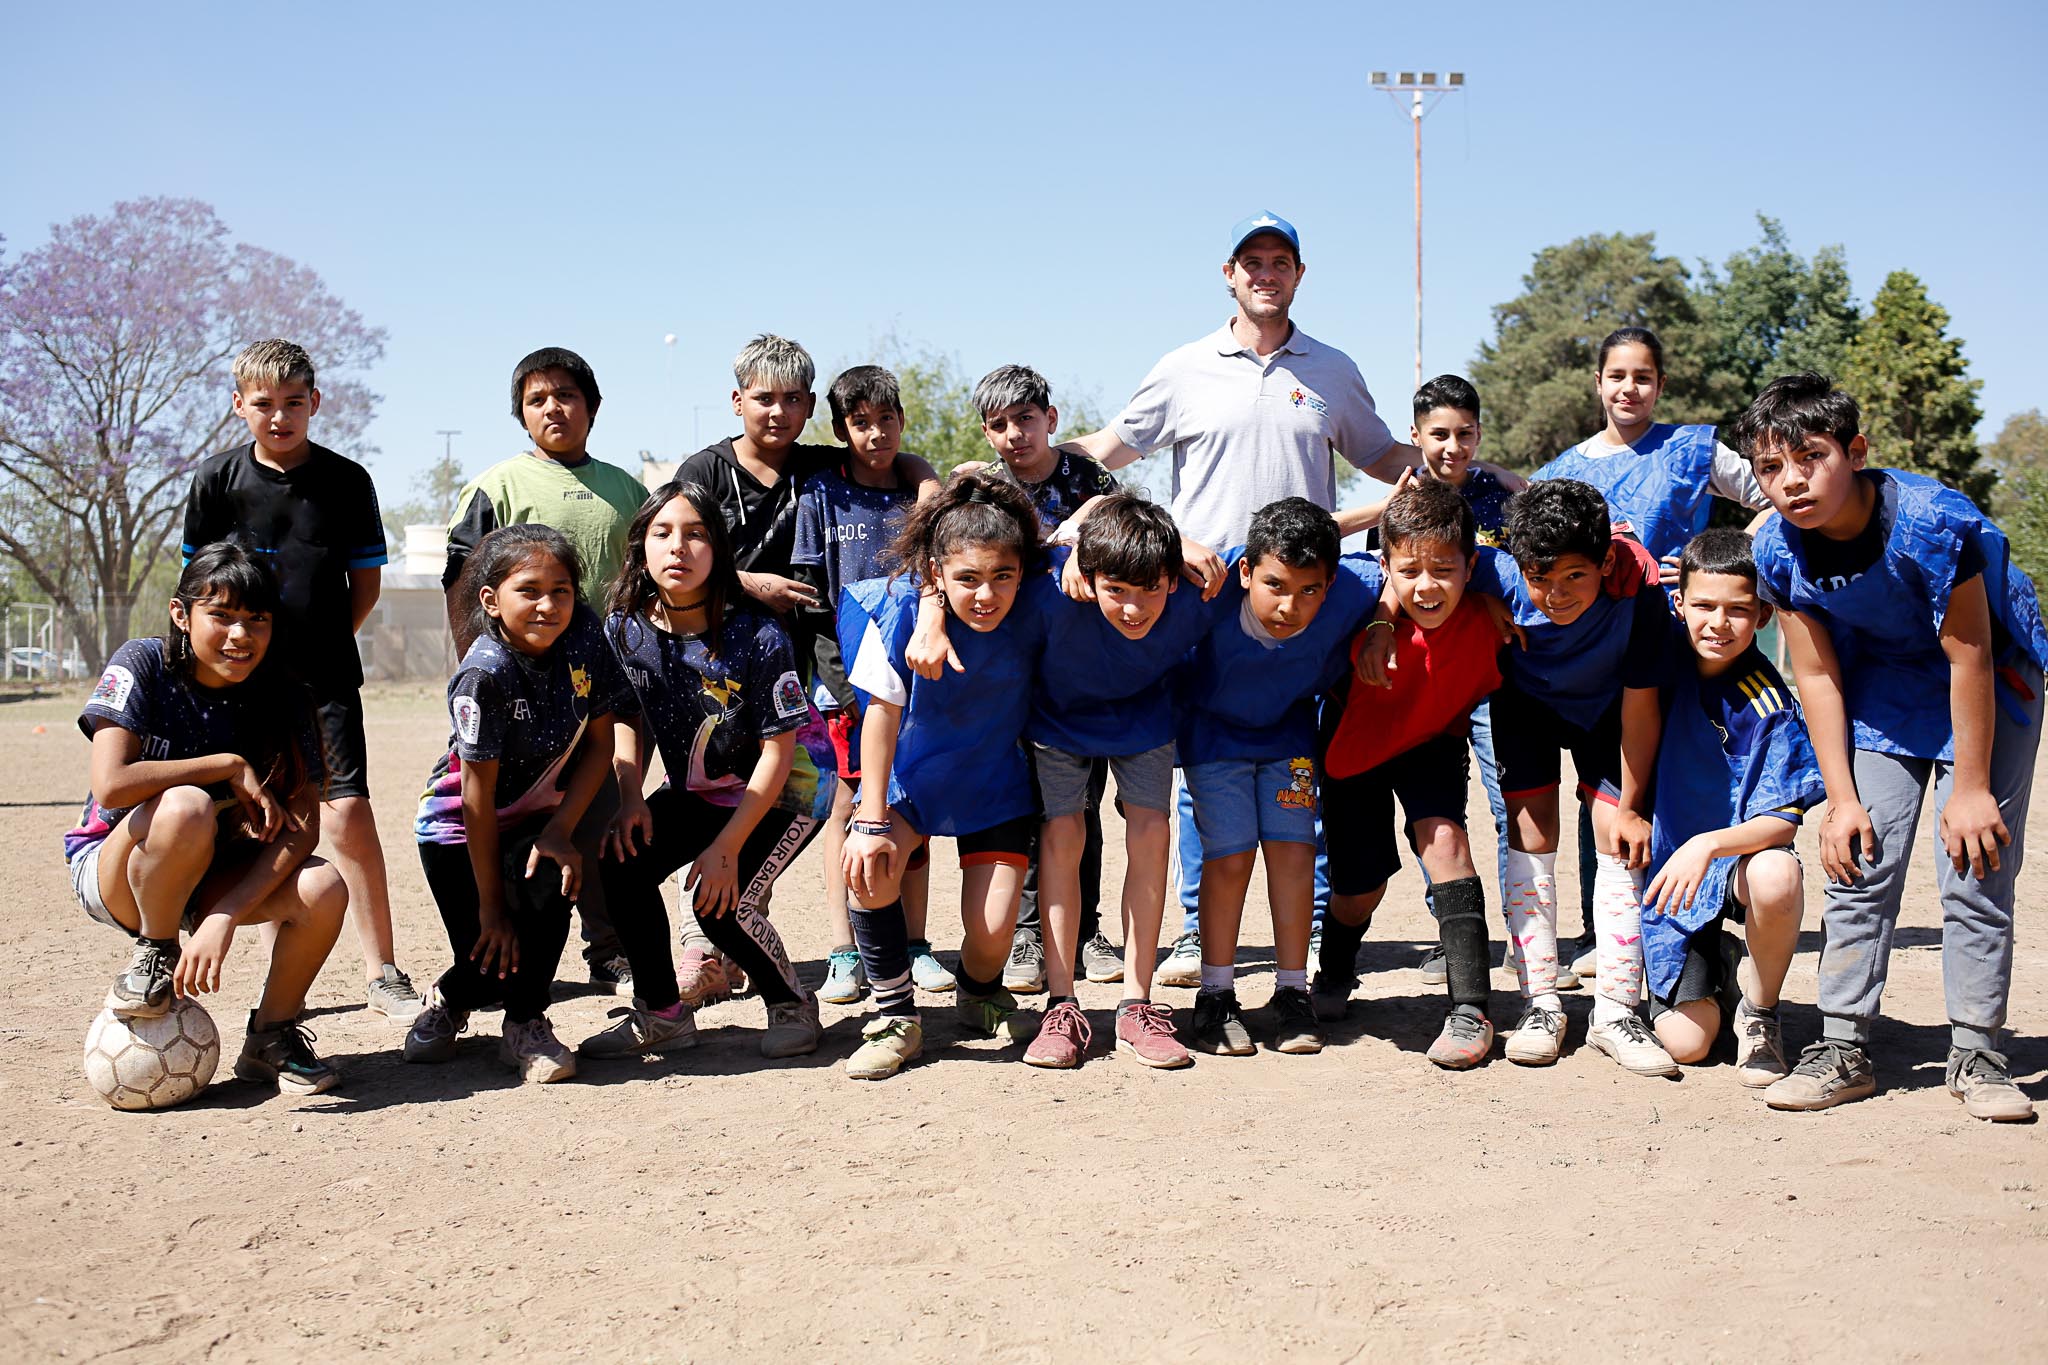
[[1503, 848, 1560, 1009], [1592, 850, 1646, 1022]]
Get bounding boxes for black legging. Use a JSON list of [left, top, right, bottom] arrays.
[[419, 821, 574, 1023], [603, 785, 819, 1011]]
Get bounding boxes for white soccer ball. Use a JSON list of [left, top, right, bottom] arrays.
[[82, 998, 221, 1111]]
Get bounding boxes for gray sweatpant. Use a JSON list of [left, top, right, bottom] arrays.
[[1819, 668, 2042, 1050]]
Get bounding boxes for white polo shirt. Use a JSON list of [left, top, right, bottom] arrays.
[[1110, 321, 1396, 550]]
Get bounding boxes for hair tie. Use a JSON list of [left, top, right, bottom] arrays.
[[963, 485, 998, 506]]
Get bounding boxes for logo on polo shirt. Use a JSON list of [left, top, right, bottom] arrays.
[[1288, 386, 1329, 417]]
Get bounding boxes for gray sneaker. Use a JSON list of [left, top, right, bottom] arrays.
[[1079, 931, 1124, 984], [1732, 1000, 1789, 1088], [107, 938, 179, 1018], [499, 1016, 577, 1084], [1765, 1040, 1876, 1112], [402, 988, 469, 1063], [1156, 930, 1203, 989], [1002, 930, 1047, 994], [1419, 945, 1448, 987], [365, 964, 423, 1025], [1946, 1047, 2034, 1122], [761, 993, 823, 1059], [908, 941, 956, 993], [578, 1002, 700, 1058]]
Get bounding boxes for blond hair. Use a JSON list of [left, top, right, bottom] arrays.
[[232, 338, 316, 393], [731, 333, 814, 392]]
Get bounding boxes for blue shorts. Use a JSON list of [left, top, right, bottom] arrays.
[[1183, 756, 1320, 860]]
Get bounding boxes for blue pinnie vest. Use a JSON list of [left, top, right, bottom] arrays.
[[1533, 423, 1720, 562]]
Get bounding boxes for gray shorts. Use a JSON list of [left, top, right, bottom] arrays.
[[70, 839, 200, 938], [1033, 742, 1174, 818]]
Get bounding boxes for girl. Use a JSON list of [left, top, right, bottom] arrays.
[[66, 542, 346, 1095], [579, 482, 827, 1061], [406, 525, 625, 1083], [839, 470, 1052, 1081]]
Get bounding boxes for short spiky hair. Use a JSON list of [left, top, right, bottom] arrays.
[[733, 334, 815, 392], [1245, 497, 1339, 575], [1729, 371, 1862, 462], [1381, 477, 1476, 559], [1504, 479, 1609, 571], [1413, 373, 1480, 421], [1678, 526, 1759, 591], [233, 339, 315, 393], [973, 364, 1053, 420], [509, 347, 602, 423], [1077, 492, 1183, 586], [828, 365, 903, 424]]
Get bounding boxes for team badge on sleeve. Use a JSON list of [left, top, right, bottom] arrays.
[[91, 665, 136, 712], [773, 671, 807, 720], [453, 695, 482, 745]]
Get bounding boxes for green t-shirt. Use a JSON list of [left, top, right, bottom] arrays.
[[443, 453, 650, 605]]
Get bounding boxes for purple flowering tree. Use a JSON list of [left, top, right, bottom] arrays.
[[0, 198, 385, 668]]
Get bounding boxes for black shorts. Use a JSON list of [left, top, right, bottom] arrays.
[[1490, 681, 1622, 805], [898, 811, 1037, 871], [316, 690, 370, 800], [1321, 732, 1470, 895], [1649, 897, 1738, 1016]]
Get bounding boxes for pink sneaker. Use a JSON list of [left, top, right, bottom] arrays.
[[1114, 1001, 1193, 1069], [676, 946, 732, 1006], [1023, 1000, 1092, 1069]]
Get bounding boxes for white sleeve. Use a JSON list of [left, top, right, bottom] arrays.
[[847, 618, 909, 707], [1710, 441, 1771, 510]]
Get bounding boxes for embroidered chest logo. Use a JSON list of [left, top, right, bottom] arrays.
[[1288, 386, 1329, 417], [1275, 757, 1317, 810]]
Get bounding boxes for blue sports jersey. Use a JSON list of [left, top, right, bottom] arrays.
[[1025, 548, 1210, 757], [1177, 549, 1382, 765], [1642, 640, 1825, 999], [1471, 544, 1673, 730], [1753, 468, 2048, 760], [1532, 423, 1721, 563], [792, 466, 915, 616]]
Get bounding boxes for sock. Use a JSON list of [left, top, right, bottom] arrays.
[[849, 901, 916, 1017], [1276, 968, 1308, 991], [651, 999, 690, 1020], [1432, 876, 1491, 1008], [1591, 850, 1646, 1015], [1048, 994, 1077, 1008], [1318, 914, 1369, 981], [1503, 848, 1559, 1000], [1118, 997, 1146, 1013], [1199, 963, 1234, 993], [958, 964, 1002, 998]]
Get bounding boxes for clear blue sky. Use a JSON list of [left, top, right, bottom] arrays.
[[8, 0, 2045, 501]]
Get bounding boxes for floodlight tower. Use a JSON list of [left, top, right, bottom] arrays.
[[1369, 70, 1465, 389]]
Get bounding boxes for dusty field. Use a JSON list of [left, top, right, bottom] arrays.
[[1, 682, 2043, 1363]]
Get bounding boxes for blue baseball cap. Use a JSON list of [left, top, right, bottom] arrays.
[[1228, 211, 1300, 257]]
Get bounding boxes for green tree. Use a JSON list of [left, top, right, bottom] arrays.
[[1985, 408, 2048, 478], [380, 450, 470, 552], [1694, 216, 1860, 416], [1839, 270, 1990, 504], [1986, 409, 2048, 584]]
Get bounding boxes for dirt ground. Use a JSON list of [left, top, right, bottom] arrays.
[[1, 682, 2044, 1363]]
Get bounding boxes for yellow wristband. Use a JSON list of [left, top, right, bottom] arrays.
[[1364, 619, 1395, 633]]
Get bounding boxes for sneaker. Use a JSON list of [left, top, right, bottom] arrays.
[[234, 1013, 340, 1095], [1308, 922, 1324, 965], [1732, 1000, 1789, 1088], [761, 993, 823, 1059], [720, 952, 751, 999], [908, 940, 957, 993], [1555, 960, 1582, 991], [1587, 1012, 1680, 1077], [1946, 1047, 2034, 1122], [820, 948, 866, 1005], [846, 1016, 923, 1080], [1569, 935, 1598, 982], [1024, 999, 1093, 1069], [1115, 1001, 1192, 1069], [1427, 1006, 1495, 1070], [1504, 1003, 1565, 1066], [1080, 931, 1124, 984], [675, 946, 732, 1007], [1003, 931, 1047, 994], [1309, 968, 1356, 1022], [956, 987, 1033, 1041], [1270, 987, 1326, 1054], [578, 1002, 700, 1058], [1765, 1040, 1876, 1112], [106, 938, 179, 1018], [365, 963, 423, 1024], [1189, 990, 1255, 1056], [1156, 930, 1203, 989], [498, 1016, 577, 1083], [1419, 944, 1448, 986], [402, 987, 469, 1063], [588, 954, 635, 999]]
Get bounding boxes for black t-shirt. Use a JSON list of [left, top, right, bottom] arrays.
[[995, 451, 1118, 535], [181, 442, 387, 693], [671, 439, 840, 577], [1804, 470, 1983, 593]]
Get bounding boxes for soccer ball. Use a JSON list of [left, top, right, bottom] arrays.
[[82, 998, 221, 1111]]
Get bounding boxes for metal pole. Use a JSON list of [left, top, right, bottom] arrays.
[[1412, 89, 1424, 391]]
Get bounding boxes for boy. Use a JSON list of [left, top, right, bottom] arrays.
[[972, 364, 1122, 992], [1316, 479, 1505, 1067], [792, 366, 948, 1003], [1179, 498, 1381, 1056], [182, 339, 418, 1025], [1736, 372, 2046, 1121], [1468, 478, 1676, 1076], [443, 346, 648, 994], [1022, 493, 1212, 1069], [1640, 528, 1821, 1085]]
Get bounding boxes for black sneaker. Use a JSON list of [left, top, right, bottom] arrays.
[[234, 1013, 341, 1095], [588, 953, 635, 999], [1189, 989, 1255, 1056], [1269, 986, 1326, 1054], [106, 938, 179, 1018], [1310, 968, 1356, 1021]]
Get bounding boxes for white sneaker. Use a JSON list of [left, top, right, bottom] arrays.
[[1156, 931, 1202, 989], [1587, 1013, 1680, 1077], [1732, 1000, 1790, 1088], [1505, 1003, 1565, 1065], [499, 1017, 577, 1083], [366, 964, 424, 1025]]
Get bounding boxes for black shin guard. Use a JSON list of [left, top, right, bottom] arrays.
[[1433, 876, 1491, 1008], [1319, 912, 1371, 979]]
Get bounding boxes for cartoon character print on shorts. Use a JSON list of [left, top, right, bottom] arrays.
[[1276, 756, 1317, 811]]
